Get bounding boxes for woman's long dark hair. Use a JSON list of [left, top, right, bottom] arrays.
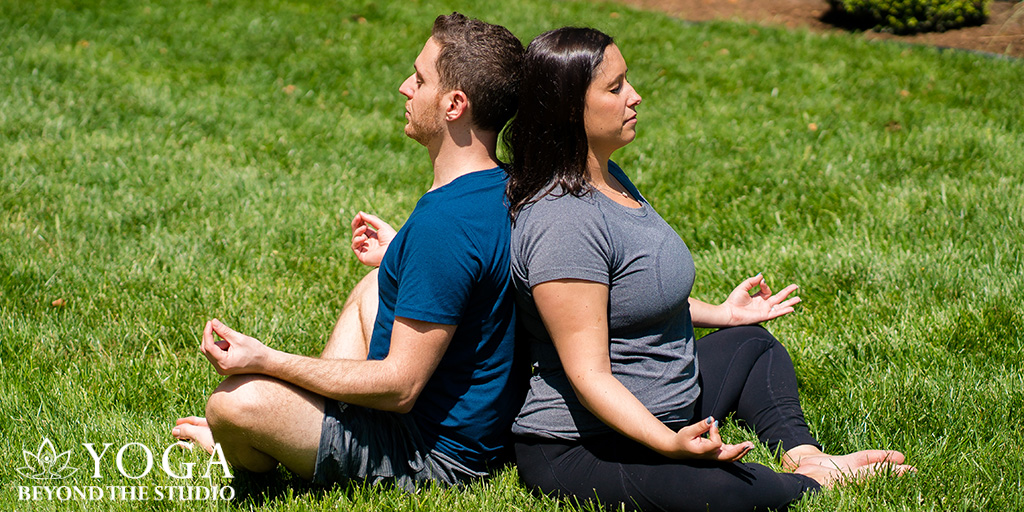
[[503, 27, 614, 220]]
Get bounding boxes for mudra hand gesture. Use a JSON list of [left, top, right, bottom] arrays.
[[722, 273, 801, 326]]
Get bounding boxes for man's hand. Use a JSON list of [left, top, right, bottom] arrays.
[[659, 417, 754, 462], [200, 318, 271, 375], [351, 212, 397, 267]]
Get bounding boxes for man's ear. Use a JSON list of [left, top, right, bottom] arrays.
[[442, 90, 469, 122]]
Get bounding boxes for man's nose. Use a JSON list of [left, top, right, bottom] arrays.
[[399, 74, 415, 98]]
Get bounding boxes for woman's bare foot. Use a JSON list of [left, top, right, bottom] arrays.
[[783, 445, 906, 472], [795, 461, 916, 488], [172, 416, 216, 454]]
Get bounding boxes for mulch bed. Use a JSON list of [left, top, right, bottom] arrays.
[[619, 0, 1024, 58]]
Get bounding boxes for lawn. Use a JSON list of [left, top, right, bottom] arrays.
[[2, 0, 1023, 510]]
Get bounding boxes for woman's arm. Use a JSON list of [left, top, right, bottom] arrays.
[[690, 273, 802, 328], [532, 279, 752, 461]]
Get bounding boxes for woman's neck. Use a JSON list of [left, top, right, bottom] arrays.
[[587, 150, 641, 208], [586, 150, 612, 187]]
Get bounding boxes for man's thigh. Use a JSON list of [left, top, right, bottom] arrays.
[[323, 268, 379, 360], [208, 375, 325, 478]]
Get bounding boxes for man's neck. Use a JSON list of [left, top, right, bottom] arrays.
[[427, 129, 500, 191]]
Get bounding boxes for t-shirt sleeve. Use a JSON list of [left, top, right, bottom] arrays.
[[393, 220, 480, 326], [517, 195, 612, 288]]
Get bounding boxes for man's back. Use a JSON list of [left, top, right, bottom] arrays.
[[370, 166, 517, 476]]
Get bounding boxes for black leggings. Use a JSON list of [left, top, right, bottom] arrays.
[[515, 326, 822, 512]]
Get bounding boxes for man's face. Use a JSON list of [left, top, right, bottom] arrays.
[[399, 38, 446, 146]]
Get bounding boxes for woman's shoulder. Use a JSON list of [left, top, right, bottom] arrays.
[[522, 187, 600, 220], [515, 187, 613, 251]]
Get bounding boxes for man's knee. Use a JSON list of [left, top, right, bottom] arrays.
[[347, 268, 379, 307], [206, 375, 280, 433]]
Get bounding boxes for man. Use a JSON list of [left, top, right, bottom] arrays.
[[172, 13, 524, 491]]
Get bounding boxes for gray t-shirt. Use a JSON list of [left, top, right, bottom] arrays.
[[511, 161, 699, 440]]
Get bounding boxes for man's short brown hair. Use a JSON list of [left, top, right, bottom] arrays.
[[431, 13, 523, 134]]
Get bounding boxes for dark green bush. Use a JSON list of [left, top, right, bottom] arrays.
[[828, 0, 990, 33]]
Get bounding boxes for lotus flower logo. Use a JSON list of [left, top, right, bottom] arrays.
[[16, 438, 78, 480]]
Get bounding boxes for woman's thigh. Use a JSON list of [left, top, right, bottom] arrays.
[[692, 326, 817, 452], [516, 434, 818, 512]]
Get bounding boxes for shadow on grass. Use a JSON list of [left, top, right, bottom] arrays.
[[228, 468, 330, 507], [227, 467, 417, 508]]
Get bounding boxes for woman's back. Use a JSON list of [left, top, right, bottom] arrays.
[[511, 162, 700, 440]]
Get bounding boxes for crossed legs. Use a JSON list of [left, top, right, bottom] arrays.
[[173, 269, 380, 478], [694, 325, 913, 487]]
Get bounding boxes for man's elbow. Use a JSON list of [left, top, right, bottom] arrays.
[[382, 389, 419, 414], [380, 374, 424, 414], [374, 360, 429, 414]]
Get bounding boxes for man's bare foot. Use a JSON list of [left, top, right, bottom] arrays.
[[784, 445, 906, 472], [172, 416, 216, 454], [795, 461, 916, 488]]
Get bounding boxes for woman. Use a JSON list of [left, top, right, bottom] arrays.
[[503, 27, 912, 511]]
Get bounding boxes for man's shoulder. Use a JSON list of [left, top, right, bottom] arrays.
[[407, 169, 510, 236]]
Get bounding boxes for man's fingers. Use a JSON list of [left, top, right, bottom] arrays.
[[350, 211, 366, 232], [360, 212, 385, 229], [352, 233, 368, 250], [200, 320, 214, 355], [210, 318, 239, 343]]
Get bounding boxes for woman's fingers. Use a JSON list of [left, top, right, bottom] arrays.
[[707, 419, 723, 444], [682, 417, 714, 438], [770, 284, 800, 302], [717, 442, 753, 462], [706, 420, 749, 461]]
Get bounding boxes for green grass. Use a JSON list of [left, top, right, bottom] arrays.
[[2, 0, 1022, 510]]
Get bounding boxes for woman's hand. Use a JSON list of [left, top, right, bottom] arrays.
[[658, 417, 754, 462], [721, 273, 801, 326]]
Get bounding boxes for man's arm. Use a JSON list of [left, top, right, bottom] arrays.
[[200, 317, 453, 413]]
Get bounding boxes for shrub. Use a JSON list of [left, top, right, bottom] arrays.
[[828, 0, 990, 33]]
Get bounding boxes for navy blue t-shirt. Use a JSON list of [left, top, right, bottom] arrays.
[[368, 166, 517, 474]]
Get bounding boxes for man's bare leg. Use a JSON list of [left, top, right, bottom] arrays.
[[322, 268, 379, 360], [200, 374, 325, 478], [174, 269, 377, 452]]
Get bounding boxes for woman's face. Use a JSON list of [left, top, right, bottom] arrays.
[[583, 44, 642, 160]]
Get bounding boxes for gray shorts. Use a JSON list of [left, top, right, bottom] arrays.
[[312, 400, 462, 492]]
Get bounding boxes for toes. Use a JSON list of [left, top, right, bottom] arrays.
[[856, 449, 906, 466], [175, 416, 209, 427], [171, 422, 216, 454], [857, 461, 915, 479]]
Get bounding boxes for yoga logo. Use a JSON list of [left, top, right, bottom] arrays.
[[16, 437, 235, 502], [16, 438, 78, 480]]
